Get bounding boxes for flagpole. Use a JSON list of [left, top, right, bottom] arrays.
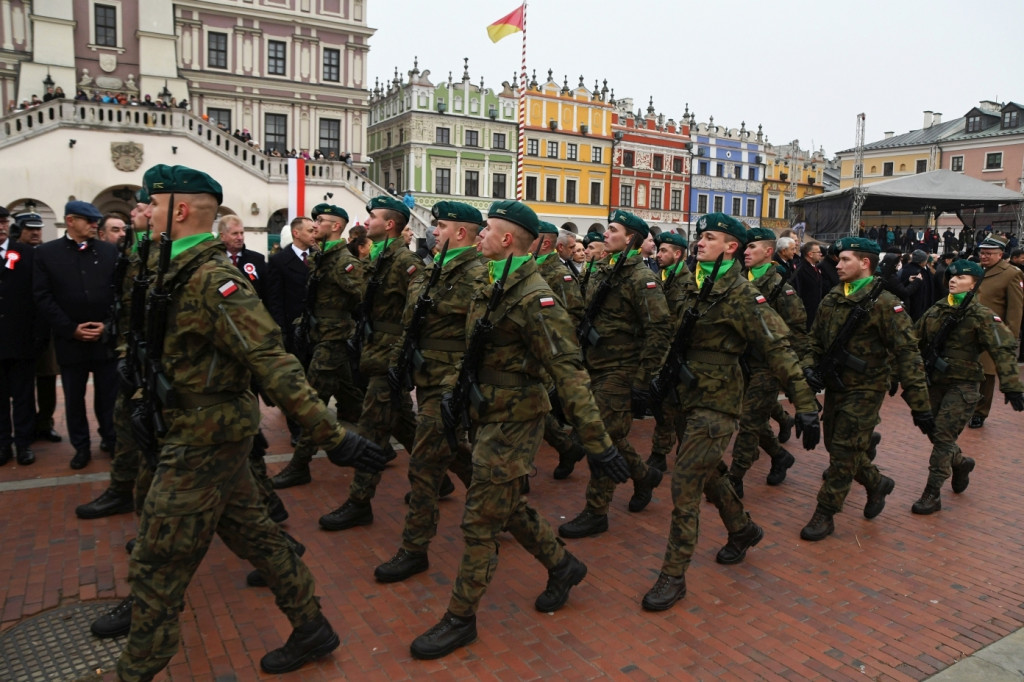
[[516, 1, 527, 200]]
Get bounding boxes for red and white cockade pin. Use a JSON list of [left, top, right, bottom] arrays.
[[5, 251, 20, 270], [243, 262, 258, 280]]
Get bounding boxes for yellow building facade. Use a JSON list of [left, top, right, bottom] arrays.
[[761, 142, 826, 230]]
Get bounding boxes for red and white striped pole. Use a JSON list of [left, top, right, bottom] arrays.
[[516, 2, 527, 200]]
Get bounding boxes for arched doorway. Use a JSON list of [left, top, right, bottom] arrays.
[[560, 221, 579, 234], [587, 222, 605, 235], [6, 198, 59, 242], [92, 185, 140, 221], [267, 208, 289, 252]]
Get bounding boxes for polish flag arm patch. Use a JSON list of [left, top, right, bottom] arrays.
[[539, 297, 556, 307], [893, 304, 904, 313], [994, 315, 1003, 322], [755, 294, 767, 304], [785, 288, 795, 296], [407, 265, 418, 275], [563, 274, 574, 281], [646, 281, 657, 289], [218, 280, 239, 297], [344, 263, 355, 273]]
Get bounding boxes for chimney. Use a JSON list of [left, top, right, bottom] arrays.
[[932, 112, 942, 125], [979, 100, 1001, 114], [923, 111, 934, 128], [884, 131, 895, 139]]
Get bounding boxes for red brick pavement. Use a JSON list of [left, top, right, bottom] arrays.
[[2, 391, 1024, 680]]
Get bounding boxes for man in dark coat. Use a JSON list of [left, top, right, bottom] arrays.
[[33, 200, 118, 469], [219, 214, 267, 300], [898, 250, 935, 320], [793, 240, 825, 330]]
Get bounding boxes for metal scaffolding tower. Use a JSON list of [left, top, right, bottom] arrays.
[[850, 113, 866, 235]]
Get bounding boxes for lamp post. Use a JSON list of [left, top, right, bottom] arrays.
[[43, 71, 54, 90], [608, 130, 624, 225], [159, 80, 172, 105]]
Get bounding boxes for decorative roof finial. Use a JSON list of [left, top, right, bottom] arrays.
[[647, 96, 655, 116], [463, 57, 470, 81]]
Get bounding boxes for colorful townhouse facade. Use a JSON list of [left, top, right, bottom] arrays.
[[687, 113, 766, 232], [761, 141, 827, 230]]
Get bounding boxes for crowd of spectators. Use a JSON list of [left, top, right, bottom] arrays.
[[7, 85, 190, 114]]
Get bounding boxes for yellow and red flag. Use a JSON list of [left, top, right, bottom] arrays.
[[487, 4, 525, 43]]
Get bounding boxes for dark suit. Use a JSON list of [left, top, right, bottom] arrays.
[[0, 242, 41, 448], [266, 246, 310, 346], [229, 248, 267, 300], [33, 235, 118, 452], [643, 257, 660, 276], [793, 260, 824, 331]]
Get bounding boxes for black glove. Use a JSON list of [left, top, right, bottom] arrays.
[[888, 377, 899, 397], [326, 431, 388, 473], [630, 387, 649, 419], [1005, 392, 1024, 412], [440, 392, 459, 431], [587, 445, 630, 483], [911, 410, 936, 436], [386, 366, 403, 394], [795, 412, 820, 450], [803, 366, 824, 392]]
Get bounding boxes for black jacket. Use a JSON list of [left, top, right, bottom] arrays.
[[33, 235, 117, 365], [793, 260, 824, 331], [266, 247, 310, 342], [230, 248, 267, 300], [0, 242, 44, 359]]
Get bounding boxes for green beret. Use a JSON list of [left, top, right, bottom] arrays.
[[834, 236, 880, 255], [366, 195, 410, 220], [143, 164, 223, 205], [537, 221, 559, 235], [746, 227, 777, 243], [609, 209, 649, 238], [310, 203, 330, 220], [656, 232, 688, 249], [695, 212, 747, 245], [947, 259, 984, 278], [318, 204, 349, 221], [134, 187, 150, 204], [431, 200, 483, 225], [487, 200, 539, 237], [583, 231, 605, 247]]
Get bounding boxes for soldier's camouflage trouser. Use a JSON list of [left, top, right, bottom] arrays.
[[662, 408, 749, 576], [651, 394, 685, 460], [730, 370, 785, 476], [117, 438, 318, 682], [290, 340, 364, 469], [402, 385, 472, 553], [584, 369, 651, 515], [110, 391, 141, 497], [816, 388, 885, 514], [347, 374, 417, 504], [543, 412, 577, 458], [448, 417, 564, 617], [926, 381, 981, 488], [770, 400, 789, 426]]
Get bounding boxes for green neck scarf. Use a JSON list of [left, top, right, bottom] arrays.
[[948, 292, 968, 306], [324, 240, 344, 252], [436, 245, 474, 267], [370, 237, 392, 262], [695, 258, 735, 288], [843, 276, 874, 297], [661, 261, 686, 281], [608, 248, 640, 266], [747, 262, 774, 281], [487, 255, 532, 283], [171, 232, 217, 260], [535, 252, 554, 265]]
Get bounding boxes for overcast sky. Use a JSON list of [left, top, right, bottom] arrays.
[[367, 0, 1022, 157]]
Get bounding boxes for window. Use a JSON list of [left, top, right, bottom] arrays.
[[748, 167, 757, 181], [716, 163, 724, 177], [465, 130, 479, 147], [590, 181, 602, 205], [591, 147, 602, 164], [653, 155, 663, 171], [95, 4, 117, 47], [383, 171, 389, 189], [672, 158, 683, 173], [385, 131, 391, 147], [526, 177, 538, 201], [546, 178, 558, 202], [698, 161, 708, 175], [435, 127, 450, 144], [697, 195, 708, 213], [492, 132, 506, 149], [566, 179, 577, 204], [883, 162, 894, 176], [396, 168, 403, 190], [713, 196, 723, 213], [264, 113, 287, 154], [465, 171, 479, 196], [650, 187, 662, 210], [527, 139, 539, 156], [323, 48, 340, 82], [547, 141, 559, 158], [967, 115, 982, 133], [985, 152, 1003, 170], [732, 197, 741, 215], [916, 159, 927, 174], [435, 168, 451, 194], [620, 184, 633, 207], [268, 40, 286, 76], [319, 118, 340, 156], [492, 173, 507, 199], [734, 165, 742, 179], [207, 107, 231, 132], [768, 197, 777, 218], [1004, 111, 1020, 129], [951, 156, 964, 172], [623, 150, 634, 168], [208, 32, 228, 69], [567, 143, 578, 161], [747, 199, 755, 218], [670, 189, 682, 211]]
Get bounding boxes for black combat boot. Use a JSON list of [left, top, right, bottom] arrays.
[[727, 470, 745, 499], [267, 491, 289, 524], [558, 509, 608, 539], [715, 520, 764, 565], [374, 548, 429, 583], [534, 551, 587, 612], [270, 461, 311, 489], [863, 475, 895, 519], [765, 449, 795, 486], [15, 445, 34, 465], [628, 466, 664, 512], [911, 484, 942, 514], [951, 457, 975, 494], [410, 612, 477, 660], [319, 499, 373, 531], [247, 532, 307, 587], [645, 451, 667, 474], [90, 596, 134, 638], [260, 613, 340, 673], [800, 507, 835, 541], [641, 572, 686, 611], [553, 442, 587, 480], [76, 487, 134, 520], [866, 432, 882, 461]]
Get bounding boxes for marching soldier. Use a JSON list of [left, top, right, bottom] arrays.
[[409, 200, 629, 660], [559, 210, 671, 539], [801, 236, 934, 542], [911, 259, 1024, 514], [728, 227, 809, 497]]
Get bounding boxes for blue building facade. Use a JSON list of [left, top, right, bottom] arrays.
[[686, 116, 766, 233]]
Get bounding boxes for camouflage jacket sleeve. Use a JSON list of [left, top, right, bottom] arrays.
[[661, 264, 690, 320], [161, 241, 342, 448], [746, 269, 811, 367], [539, 255, 585, 327], [361, 240, 421, 376], [877, 290, 929, 410], [311, 245, 364, 343]]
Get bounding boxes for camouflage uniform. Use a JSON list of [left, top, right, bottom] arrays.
[[117, 238, 347, 682], [649, 263, 690, 467], [729, 268, 809, 483], [810, 280, 930, 515], [448, 258, 613, 617], [401, 247, 487, 552], [579, 252, 671, 515], [661, 263, 817, 576], [915, 297, 1023, 487]]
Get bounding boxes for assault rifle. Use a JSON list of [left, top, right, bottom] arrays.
[[347, 237, 395, 381], [921, 277, 983, 383], [441, 255, 513, 453], [649, 253, 723, 422], [106, 227, 136, 352], [293, 242, 323, 366], [765, 264, 792, 306], [579, 256, 595, 298], [576, 234, 639, 348], [388, 239, 450, 402], [120, 234, 152, 393]]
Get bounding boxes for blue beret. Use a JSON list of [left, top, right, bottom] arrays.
[[64, 200, 103, 221]]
